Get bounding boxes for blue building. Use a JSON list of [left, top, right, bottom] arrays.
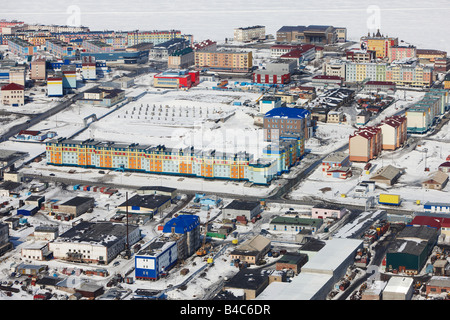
[[423, 202, 450, 214], [163, 215, 201, 259], [80, 50, 149, 64], [135, 237, 178, 280]]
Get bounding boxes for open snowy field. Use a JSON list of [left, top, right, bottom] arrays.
[[75, 88, 267, 157]]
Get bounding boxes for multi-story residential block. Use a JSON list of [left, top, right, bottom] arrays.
[[153, 69, 199, 89], [7, 37, 37, 57], [61, 65, 77, 90], [9, 67, 26, 86], [46, 76, 63, 97], [346, 49, 376, 63], [45, 138, 279, 185], [276, 25, 340, 45], [46, 39, 76, 58], [81, 56, 97, 80], [416, 49, 447, 62], [335, 27, 347, 42], [406, 88, 448, 133], [311, 75, 343, 87], [377, 115, 407, 150], [434, 57, 450, 73], [1, 82, 25, 106], [194, 50, 252, 73], [150, 38, 190, 60], [82, 40, 114, 53], [263, 107, 311, 142], [345, 62, 387, 83], [192, 39, 217, 52], [234, 25, 265, 42], [270, 44, 316, 62], [349, 126, 382, 162], [389, 45, 417, 62], [360, 30, 398, 59], [127, 30, 182, 46], [385, 63, 433, 88], [323, 60, 346, 79], [167, 47, 195, 69], [30, 58, 46, 81]]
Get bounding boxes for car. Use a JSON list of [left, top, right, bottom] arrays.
[[113, 261, 120, 267], [49, 173, 55, 176]]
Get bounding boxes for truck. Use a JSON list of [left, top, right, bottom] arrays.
[[378, 194, 401, 206]]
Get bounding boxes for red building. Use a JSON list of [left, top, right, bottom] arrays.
[[153, 69, 199, 89]]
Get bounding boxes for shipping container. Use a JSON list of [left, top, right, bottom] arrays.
[[378, 194, 401, 206]]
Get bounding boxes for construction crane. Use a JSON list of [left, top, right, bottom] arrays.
[[196, 211, 211, 257]]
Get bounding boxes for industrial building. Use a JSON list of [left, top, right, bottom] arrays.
[[382, 276, 414, 300], [116, 194, 172, 217], [153, 69, 199, 89], [48, 221, 141, 264], [256, 238, 363, 300], [222, 200, 262, 221], [135, 237, 178, 280], [385, 225, 438, 275]]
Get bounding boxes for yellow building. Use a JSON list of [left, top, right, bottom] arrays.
[[195, 50, 252, 72], [360, 30, 398, 59]]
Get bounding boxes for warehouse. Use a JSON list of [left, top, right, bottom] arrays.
[[135, 236, 178, 280], [48, 221, 141, 264], [422, 171, 449, 190], [385, 225, 438, 274], [256, 238, 363, 300], [222, 200, 262, 221], [382, 276, 414, 300], [54, 196, 95, 218], [369, 165, 403, 186], [223, 269, 271, 300], [276, 252, 309, 275], [423, 202, 450, 214], [229, 235, 271, 265], [136, 186, 177, 198], [17, 204, 39, 216], [117, 194, 172, 217]]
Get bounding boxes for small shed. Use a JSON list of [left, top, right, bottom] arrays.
[[76, 282, 104, 299], [370, 165, 402, 186]]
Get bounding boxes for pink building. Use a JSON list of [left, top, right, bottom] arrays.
[[311, 206, 347, 220], [377, 115, 407, 150], [389, 45, 416, 62]]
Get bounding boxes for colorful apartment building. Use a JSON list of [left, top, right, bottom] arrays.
[[82, 40, 114, 53], [388, 45, 417, 62], [360, 30, 398, 59], [194, 50, 252, 73], [81, 56, 97, 80], [385, 63, 433, 88], [378, 115, 407, 150], [345, 62, 387, 83], [45, 138, 280, 185], [153, 69, 199, 89], [349, 126, 382, 162], [8, 67, 26, 86], [46, 39, 76, 58], [406, 88, 449, 133], [127, 30, 182, 46], [7, 37, 37, 57]]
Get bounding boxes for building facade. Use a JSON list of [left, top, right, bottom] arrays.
[[234, 26, 265, 42], [349, 126, 382, 162], [195, 50, 252, 73]]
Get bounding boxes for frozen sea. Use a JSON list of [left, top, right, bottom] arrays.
[[2, 0, 450, 52]]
